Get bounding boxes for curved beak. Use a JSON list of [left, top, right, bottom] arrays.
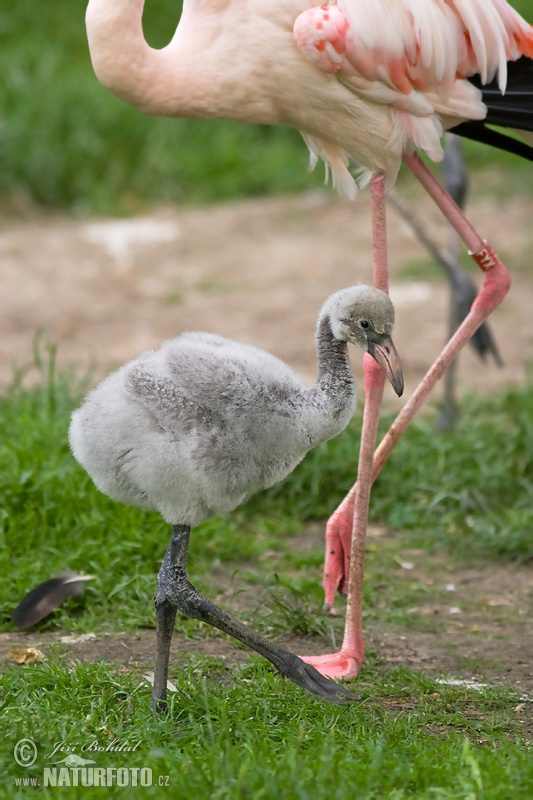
[[367, 334, 404, 397]]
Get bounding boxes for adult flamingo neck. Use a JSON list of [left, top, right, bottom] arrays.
[[85, 0, 196, 116]]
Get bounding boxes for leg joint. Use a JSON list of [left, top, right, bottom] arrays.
[[156, 579, 209, 621]]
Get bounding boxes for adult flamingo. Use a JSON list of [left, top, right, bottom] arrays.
[[85, 1, 533, 686]]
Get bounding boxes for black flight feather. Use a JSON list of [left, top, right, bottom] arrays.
[[451, 57, 533, 160], [12, 571, 95, 629]]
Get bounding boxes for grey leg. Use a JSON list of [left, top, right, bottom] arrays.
[[151, 526, 185, 713], [151, 524, 360, 709]]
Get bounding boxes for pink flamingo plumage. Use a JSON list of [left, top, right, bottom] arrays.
[[85, 0, 533, 695]]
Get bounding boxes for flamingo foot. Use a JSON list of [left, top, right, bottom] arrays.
[[322, 492, 355, 614], [299, 650, 362, 680]]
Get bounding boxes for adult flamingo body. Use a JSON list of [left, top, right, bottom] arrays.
[[86, 0, 533, 197]]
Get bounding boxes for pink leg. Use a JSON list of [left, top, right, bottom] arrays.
[[321, 489, 354, 611], [321, 176, 390, 612], [302, 156, 511, 680], [371, 154, 511, 480], [302, 175, 389, 676]]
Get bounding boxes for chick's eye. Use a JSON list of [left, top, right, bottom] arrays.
[[359, 320, 370, 329]]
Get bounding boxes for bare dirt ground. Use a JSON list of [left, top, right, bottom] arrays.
[[1, 182, 532, 705], [1, 181, 532, 395]]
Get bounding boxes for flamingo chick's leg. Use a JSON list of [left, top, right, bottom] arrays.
[[304, 158, 511, 681], [302, 176, 390, 677], [151, 524, 361, 710]]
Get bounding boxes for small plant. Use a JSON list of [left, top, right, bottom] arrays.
[[257, 575, 337, 642]]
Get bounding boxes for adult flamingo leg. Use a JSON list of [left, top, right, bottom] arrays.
[[371, 154, 512, 480], [301, 175, 391, 677], [321, 177, 389, 613], [302, 156, 511, 680]]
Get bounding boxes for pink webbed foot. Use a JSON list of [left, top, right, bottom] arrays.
[[299, 650, 363, 680], [321, 492, 355, 614]]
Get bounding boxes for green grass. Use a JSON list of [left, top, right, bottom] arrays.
[[1, 0, 533, 215], [0, 350, 531, 796], [2, 656, 531, 799]]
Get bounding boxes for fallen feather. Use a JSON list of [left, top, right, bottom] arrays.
[[12, 572, 96, 629], [143, 672, 178, 693]]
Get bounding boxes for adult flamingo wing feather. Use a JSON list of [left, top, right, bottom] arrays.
[[294, 0, 533, 184]]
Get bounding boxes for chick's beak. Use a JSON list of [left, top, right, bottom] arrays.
[[367, 334, 404, 397]]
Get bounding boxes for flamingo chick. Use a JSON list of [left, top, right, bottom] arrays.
[[69, 285, 403, 709]]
